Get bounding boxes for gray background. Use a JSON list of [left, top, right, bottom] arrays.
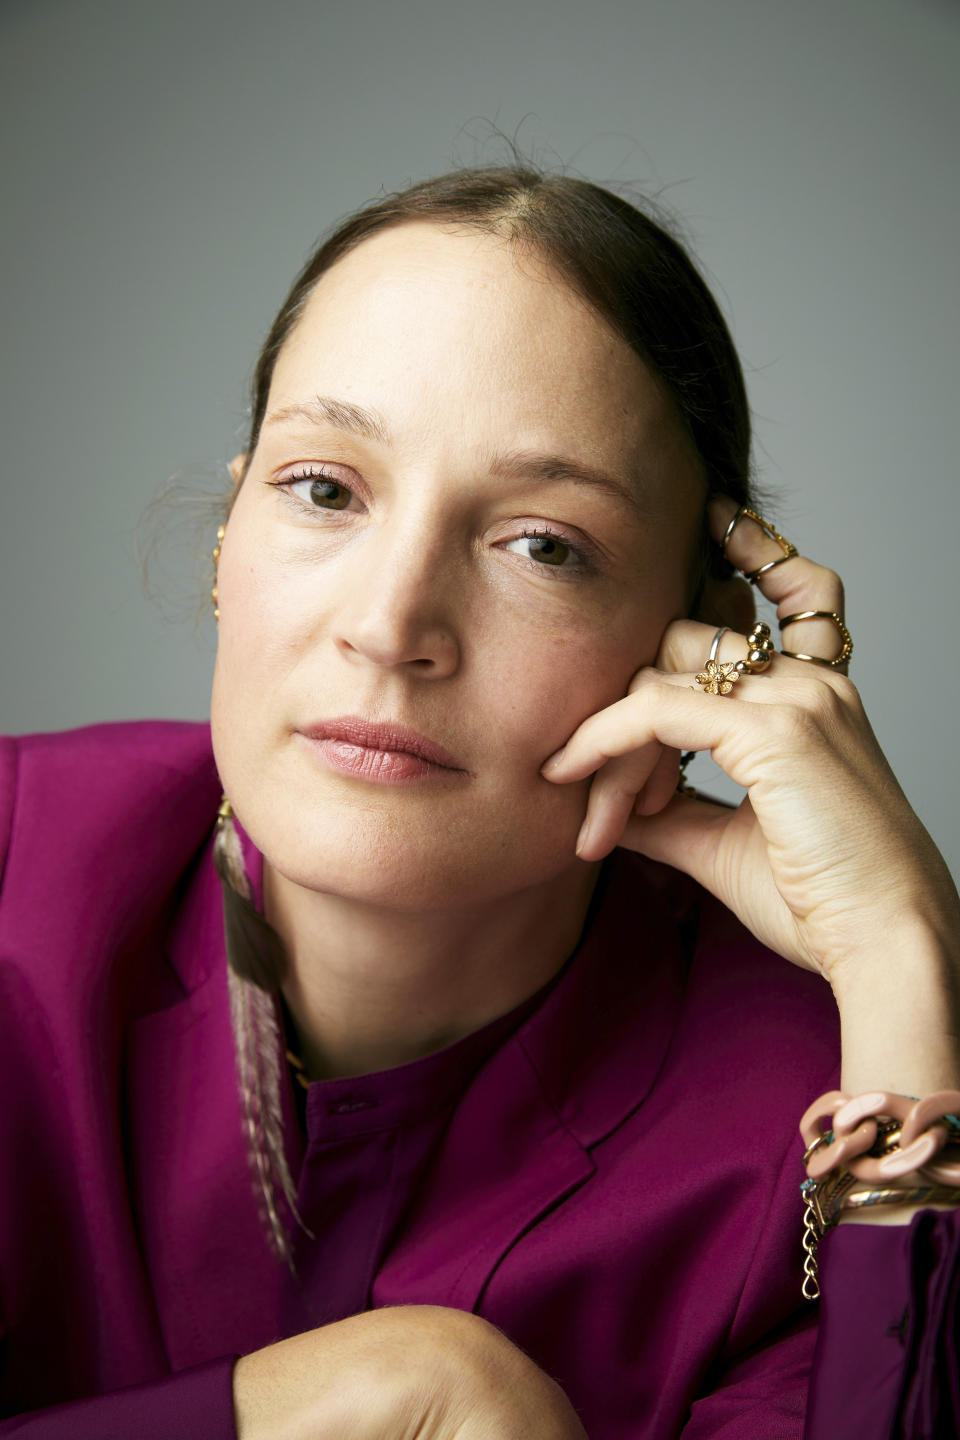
[[2, 0, 958, 881]]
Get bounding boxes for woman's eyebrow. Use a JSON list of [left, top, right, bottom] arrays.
[[264, 394, 647, 518], [484, 450, 648, 519], [265, 395, 390, 444]]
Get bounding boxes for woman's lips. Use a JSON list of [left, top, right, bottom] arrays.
[[297, 717, 468, 785]]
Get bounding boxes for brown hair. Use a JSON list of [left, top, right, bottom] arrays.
[[234, 164, 754, 602], [223, 163, 756, 1266]]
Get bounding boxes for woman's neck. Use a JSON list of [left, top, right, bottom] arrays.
[[264, 857, 603, 1080]]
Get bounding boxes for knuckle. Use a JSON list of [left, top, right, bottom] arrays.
[[778, 557, 845, 608], [772, 675, 854, 745], [806, 678, 844, 726], [816, 564, 843, 593], [827, 670, 861, 711], [769, 700, 816, 746], [627, 665, 659, 696]]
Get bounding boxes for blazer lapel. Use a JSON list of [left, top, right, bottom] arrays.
[[373, 1037, 595, 1313], [375, 851, 687, 1315], [129, 844, 687, 1351]]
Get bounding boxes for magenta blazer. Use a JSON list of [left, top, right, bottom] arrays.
[[1, 722, 957, 1437]]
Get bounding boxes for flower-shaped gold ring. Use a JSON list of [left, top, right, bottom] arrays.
[[695, 622, 776, 695], [694, 660, 741, 696]]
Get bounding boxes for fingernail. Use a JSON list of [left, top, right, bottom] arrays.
[[575, 817, 590, 855], [541, 746, 566, 776]]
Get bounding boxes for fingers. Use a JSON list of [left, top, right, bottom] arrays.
[[542, 689, 661, 785], [541, 653, 862, 862], [575, 743, 681, 859], [636, 744, 684, 816], [655, 617, 848, 695], [707, 497, 850, 671], [543, 495, 858, 865], [656, 617, 741, 675], [541, 671, 768, 789]]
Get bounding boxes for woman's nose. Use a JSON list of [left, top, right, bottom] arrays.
[[332, 520, 461, 678]]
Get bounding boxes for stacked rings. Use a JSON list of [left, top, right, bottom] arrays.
[[695, 621, 776, 696], [719, 505, 853, 672]]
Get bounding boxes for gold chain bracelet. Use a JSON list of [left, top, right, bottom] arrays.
[[801, 1173, 960, 1300]]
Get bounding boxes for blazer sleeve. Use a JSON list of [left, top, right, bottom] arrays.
[[0, 1354, 239, 1438], [678, 1210, 960, 1440], [0, 731, 238, 1436], [804, 1207, 960, 1437]]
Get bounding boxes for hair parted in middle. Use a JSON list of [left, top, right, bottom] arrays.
[[236, 164, 754, 543], [219, 158, 758, 1268]]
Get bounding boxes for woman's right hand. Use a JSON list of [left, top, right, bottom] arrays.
[[232, 1304, 587, 1440]]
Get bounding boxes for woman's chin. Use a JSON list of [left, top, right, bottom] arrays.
[[220, 744, 590, 911], [258, 818, 585, 913]]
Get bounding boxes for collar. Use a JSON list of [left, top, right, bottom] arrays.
[[232, 820, 689, 1148]]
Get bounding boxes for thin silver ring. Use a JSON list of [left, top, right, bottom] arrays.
[[707, 626, 728, 665]]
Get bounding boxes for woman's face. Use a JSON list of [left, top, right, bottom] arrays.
[[211, 221, 705, 909]]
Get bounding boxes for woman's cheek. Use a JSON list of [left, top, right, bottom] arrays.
[[480, 624, 634, 766], [218, 550, 313, 682]]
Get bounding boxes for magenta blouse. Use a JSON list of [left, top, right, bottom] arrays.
[[0, 722, 957, 1437]]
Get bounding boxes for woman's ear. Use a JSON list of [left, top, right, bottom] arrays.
[[228, 453, 248, 487], [694, 572, 756, 634]]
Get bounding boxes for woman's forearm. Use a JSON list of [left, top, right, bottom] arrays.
[[827, 917, 960, 1226], [830, 917, 960, 1098]]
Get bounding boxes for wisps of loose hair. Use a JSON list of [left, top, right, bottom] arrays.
[[149, 138, 766, 1265], [242, 162, 754, 593]]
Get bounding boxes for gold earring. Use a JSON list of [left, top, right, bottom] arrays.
[[212, 524, 225, 620]]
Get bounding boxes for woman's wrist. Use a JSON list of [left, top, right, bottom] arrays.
[[799, 1093, 960, 1273], [828, 918, 960, 1097]]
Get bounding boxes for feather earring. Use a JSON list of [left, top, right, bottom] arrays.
[[213, 797, 288, 992], [214, 796, 310, 1268]]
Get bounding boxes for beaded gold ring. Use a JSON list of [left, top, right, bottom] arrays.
[[779, 610, 853, 669], [720, 504, 799, 583]]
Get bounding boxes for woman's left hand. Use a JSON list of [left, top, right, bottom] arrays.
[[541, 497, 960, 989]]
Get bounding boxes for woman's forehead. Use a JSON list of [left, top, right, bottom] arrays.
[[292, 227, 610, 358], [269, 222, 677, 460]]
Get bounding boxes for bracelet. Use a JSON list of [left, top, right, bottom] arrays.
[[800, 1089, 960, 1184], [798, 1088, 960, 1300], [800, 1170, 960, 1300], [841, 1183, 960, 1214]]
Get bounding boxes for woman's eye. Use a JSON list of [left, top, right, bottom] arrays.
[[283, 469, 355, 511], [504, 530, 580, 571], [271, 479, 588, 576]]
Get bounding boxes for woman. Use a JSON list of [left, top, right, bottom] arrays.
[[2, 165, 959, 1438]]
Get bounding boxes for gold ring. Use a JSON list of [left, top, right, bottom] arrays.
[[695, 622, 775, 694], [779, 611, 853, 669], [721, 505, 799, 585], [694, 625, 739, 694], [694, 660, 740, 696], [734, 621, 776, 675]]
